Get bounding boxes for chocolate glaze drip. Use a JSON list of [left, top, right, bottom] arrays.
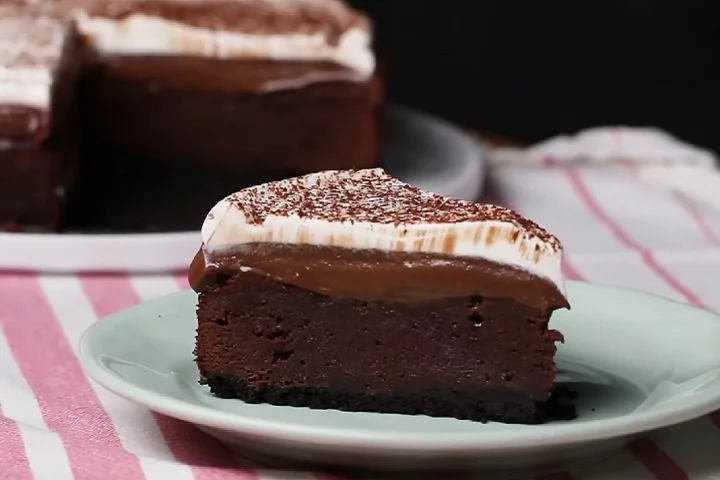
[[188, 244, 570, 312]]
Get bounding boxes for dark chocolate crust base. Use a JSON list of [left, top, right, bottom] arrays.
[[203, 372, 549, 424], [195, 270, 564, 424]]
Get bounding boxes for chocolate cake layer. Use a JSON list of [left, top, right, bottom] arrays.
[[0, 105, 50, 141], [0, 142, 63, 230], [196, 269, 563, 423], [75, 59, 381, 170], [65, 61, 381, 231]]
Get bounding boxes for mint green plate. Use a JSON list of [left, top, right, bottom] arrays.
[[79, 281, 720, 471]]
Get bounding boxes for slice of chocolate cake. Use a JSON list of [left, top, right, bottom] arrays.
[[190, 168, 570, 424]]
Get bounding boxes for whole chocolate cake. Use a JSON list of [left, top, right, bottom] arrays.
[[0, 0, 381, 232], [189, 168, 570, 424]]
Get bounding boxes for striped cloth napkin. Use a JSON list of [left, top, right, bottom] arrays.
[[487, 126, 720, 210], [2, 126, 720, 479]]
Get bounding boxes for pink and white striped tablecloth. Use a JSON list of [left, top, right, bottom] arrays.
[[2, 164, 720, 480]]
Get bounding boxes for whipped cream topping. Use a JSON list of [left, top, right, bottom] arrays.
[[0, 0, 374, 113], [74, 12, 375, 77], [201, 169, 567, 297], [0, 15, 65, 109], [0, 68, 53, 108]]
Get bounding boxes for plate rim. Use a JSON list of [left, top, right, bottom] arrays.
[[79, 280, 720, 452]]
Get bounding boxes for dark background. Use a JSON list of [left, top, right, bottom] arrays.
[[348, 0, 720, 152]]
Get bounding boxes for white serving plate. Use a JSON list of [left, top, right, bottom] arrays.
[[0, 105, 484, 273], [79, 281, 720, 473]]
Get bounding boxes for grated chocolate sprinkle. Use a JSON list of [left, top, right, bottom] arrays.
[[227, 169, 562, 250]]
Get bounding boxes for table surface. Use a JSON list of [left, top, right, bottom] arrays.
[[2, 162, 720, 480]]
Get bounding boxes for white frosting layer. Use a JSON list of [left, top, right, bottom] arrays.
[[75, 13, 375, 77], [201, 170, 567, 297], [0, 68, 52, 108], [0, 15, 65, 109]]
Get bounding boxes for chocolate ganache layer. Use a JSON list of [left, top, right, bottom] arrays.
[[196, 270, 564, 421], [190, 246, 567, 311]]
